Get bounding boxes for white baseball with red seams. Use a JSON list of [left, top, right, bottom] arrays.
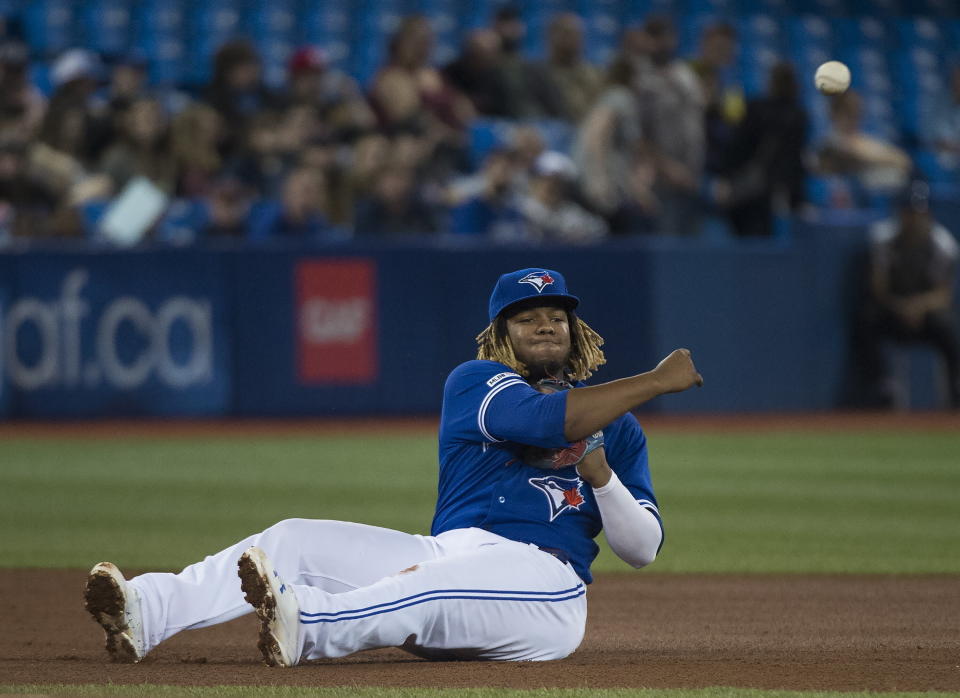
[[815, 61, 851, 95]]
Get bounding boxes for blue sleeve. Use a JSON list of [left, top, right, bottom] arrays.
[[441, 360, 570, 447], [604, 413, 660, 521]]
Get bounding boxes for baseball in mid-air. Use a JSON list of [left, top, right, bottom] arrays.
[[814, 60, 851, 95]]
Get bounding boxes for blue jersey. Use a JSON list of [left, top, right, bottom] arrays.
[[431, 360, 662, 584]]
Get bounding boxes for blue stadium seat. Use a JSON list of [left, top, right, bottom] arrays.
[[23, 0, 75, 57], [301, 1, 352, 43], [246, 0, 297, 87], [787, 15, 837, 55], [246, 0, 297, 42], [794, 0, 850, 16], [738, 13, 786, 51], [582, 4, 623, 65], [458, 0, 498, 32], [686, 0, 740, 16], [77, 199, 110, 240], [896, 17, 946, 52], [836, 16, 897, 49], [678, 13, 712, 56], [427, 10, 461, 66], [914, 148, 960, 183], [185, 0, 245, 86], [860, 93, 901, 143], [133, 0, 187, 85], [0, 0, 26, 16], [806, 175, 860, 210], [849, 0, 901, 16], [147, 38, 187, 86], [350, 39, 387, 88], [908, 0, 959, 16], [623, 0, 683, 25], [80, 0, 131, 57], [739, 44, 781, 97], [28, 61, 53, 97]]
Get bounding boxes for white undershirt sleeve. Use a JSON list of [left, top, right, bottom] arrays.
[[591, 470, 663, 569]]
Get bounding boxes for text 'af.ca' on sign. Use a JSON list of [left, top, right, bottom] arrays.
[[295, 259, 378, 384]]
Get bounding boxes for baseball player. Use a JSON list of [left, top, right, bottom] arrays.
[[84, 267, 702, 665]]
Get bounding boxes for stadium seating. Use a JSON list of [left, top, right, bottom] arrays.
[[6, 0, 960, 221]]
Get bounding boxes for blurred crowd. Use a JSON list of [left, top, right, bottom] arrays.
[[2, 6, 960, 246]]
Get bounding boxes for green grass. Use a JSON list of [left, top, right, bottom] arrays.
[[1, 430, 958, 573], [1, 687, 958, 698]]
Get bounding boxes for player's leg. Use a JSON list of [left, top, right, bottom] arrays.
[[123, 519, 440, 655], [289, 532, 587, 662]]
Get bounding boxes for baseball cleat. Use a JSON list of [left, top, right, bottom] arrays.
[[83, 562, 145, 663], [238, 546, 300, 668]]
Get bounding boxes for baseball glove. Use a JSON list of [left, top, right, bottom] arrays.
[[520, 378, 605, 470]]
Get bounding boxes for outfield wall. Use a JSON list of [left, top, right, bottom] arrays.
[[0, 219, 955, 418]]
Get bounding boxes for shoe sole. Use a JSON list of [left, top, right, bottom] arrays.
[[83, 567, 141, 663], [237, 552, 285, 667]]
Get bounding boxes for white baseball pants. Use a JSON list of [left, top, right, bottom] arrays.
[[129, 519, 587, 662]]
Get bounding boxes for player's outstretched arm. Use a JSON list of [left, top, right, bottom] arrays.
[[564, 349, 703, 442]]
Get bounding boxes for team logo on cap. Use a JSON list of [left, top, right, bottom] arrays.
[[518, 271, 555, 293], [529, 475, 585, 522]]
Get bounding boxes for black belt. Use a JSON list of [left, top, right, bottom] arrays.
[[537, 546, 571, 564]]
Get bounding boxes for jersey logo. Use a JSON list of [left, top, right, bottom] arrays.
[[486, 371, 519, 387], [529, 475, 585, 522], [518, 271, 555, 293]]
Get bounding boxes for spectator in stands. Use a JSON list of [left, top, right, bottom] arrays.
[[929, 64, 960, 157], [345, 133, 391, 204], [519, 151, 608, 244], [200, 176, 255, 240], [817, 90, 911, 195], [443, 29, 511, 118], [854, 180, 960, 408], [370, 15, 474, 136], [31, 51, 112, 209], [353, 163, 439, 237], [104, 52, 149, 116], [713, 61, 808, 237], [448, 147, 526, 238], [689, 21, 745, 177], [99, 97, 176, 194], [539, 13, 602, 124], [170, 103, 223, 197], [370, 15, 474, 180], [298, 136, 353, 226], [159, 175, 255, 245], [232, 110, 290, 197], [510, 124, 546, 175], [285, 45, 376, 142], [249, 166, 333, 240], [574, 55, 657, 234], [0, 135, 59, 241], [205, 40, 276, 158], [490, 5, 563, 119], [636, 16, 706, 235], [0, 41, 45, 138], [35, 49, 110, 172]]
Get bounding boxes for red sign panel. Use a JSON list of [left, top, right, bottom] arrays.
[[295, 259, 378, 384]]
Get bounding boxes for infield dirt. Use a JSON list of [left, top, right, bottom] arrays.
[[1, 570, 957, 692]]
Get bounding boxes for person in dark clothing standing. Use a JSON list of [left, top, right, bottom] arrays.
[[856, 180, 960, 408], [713, 61, 808, 237]]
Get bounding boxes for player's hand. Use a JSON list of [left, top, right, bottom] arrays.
[[576, 446, 613, 488], [652, 349, 704, 394]]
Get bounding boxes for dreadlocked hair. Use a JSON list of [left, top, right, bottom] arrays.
[[475, 311, 607, 382]]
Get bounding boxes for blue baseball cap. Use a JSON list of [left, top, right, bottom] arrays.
[[488, 268, 580, 322]]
